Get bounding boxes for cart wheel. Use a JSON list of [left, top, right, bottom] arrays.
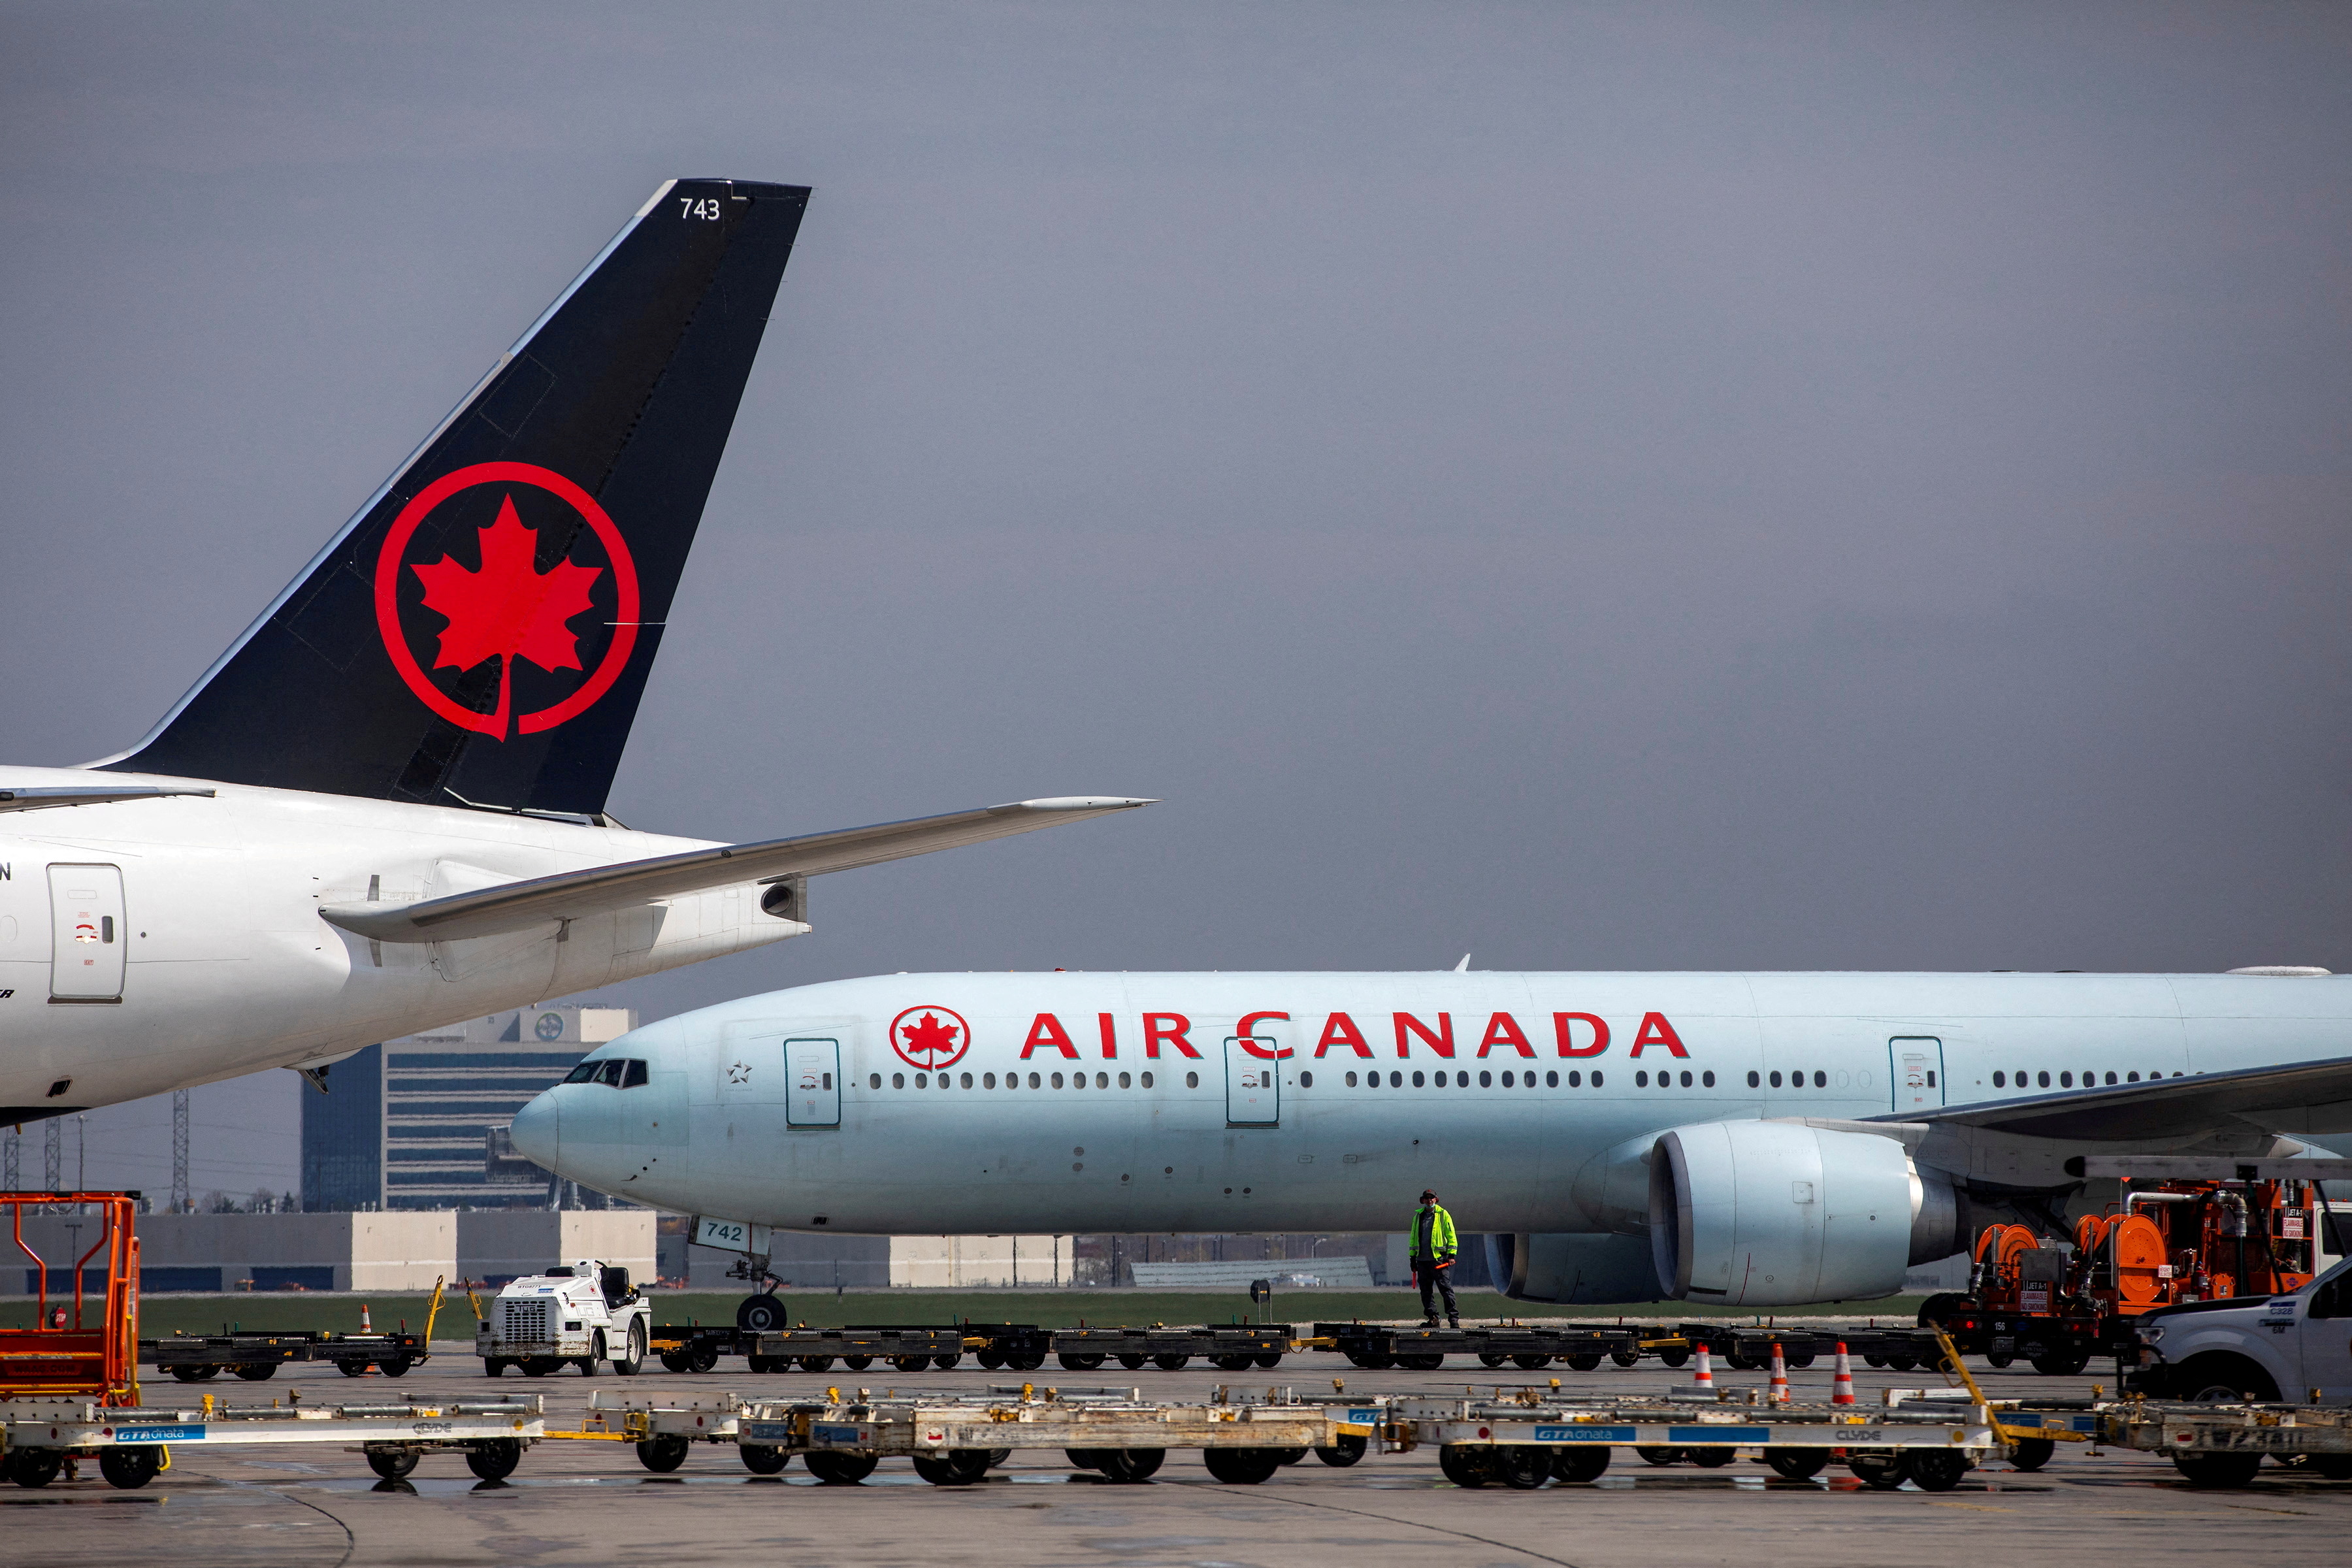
[[2030, 1350, 2090, 1377], [1117, 1354, 1148, 1371], [688, 1346, 721, 1374], [2172, 1450, 2262, 1488], [1635, 1446, 1684, 1466], [1563, 1352, 1603, 1372], [378, 1356, 414, 1379], [1656, 1348, 1690, 1369], [799, 1354, 835, 1373], [2004, 1438, 2055, 1471], [1784, 1347, 1817, 1369], [1437, 1445, 1494, 1488], [1399, 1353, 1446, 1371], [1723, 1351, 1760, 1371], [1984, 1352, 2015, 1369], [1764, 1447, 1828, 1480], [1553, 1446, 1612, 1482], [99, 1446, 163, 1490], [1096, 1448, 1166, 1482], [1846, 1450, 1908, 1490], [986, 1448, 1013, 1469], [1059, 1352, 1106, 1371], [1210, 1354, 1254, 1371], [366, 1448, 420, 1480], [1152, 1354, 1188, 1371], [657, 1352, 689, 1373], [637, 1435, 690, 1473], [1609, 1349, 1639, 1368], [932, 1354, 962, 1371], [2307, 1454, 2352, 1481], [1202, 1447, 1282, 1484], [613, 1321, 646, 1377], [976, 1350, 1005, 1370], [1688, 1448, 1735, 1469], [466, 1440, 522, 1482], [169, 1364, 207, 1382], [1492, 1446, 1551, 1490], [1254, 1352, 1284, 1369], [1314, 1435, 1367, 1467], [740, 1445, 792, 1475], [1886, 1354, 1918, 1373], [842, 1354, 873, 1371], [1511, 1353, 1550, 1371], [336, 1359, 371, 1377], [912, 1450, 990, 1486], [1477, 1351, 1509, 1369], [1906, 1450, 1970, 1492], [803, 1450, 877, 1484], [482, 1358, 508, 1378], [7, 1448, 65, 1488]]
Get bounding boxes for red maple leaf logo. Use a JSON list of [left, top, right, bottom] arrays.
[[410, 495, 602, 739], [898, 1012, 961, 1063]]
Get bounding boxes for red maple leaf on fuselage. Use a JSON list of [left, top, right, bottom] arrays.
[[410, 495, 603, 739], [899, 1013, 961, 1063]]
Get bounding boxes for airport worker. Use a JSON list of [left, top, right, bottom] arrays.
[[1411, 1188, 1460, 1328]]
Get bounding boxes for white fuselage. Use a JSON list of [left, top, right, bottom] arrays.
[[515, 970, 2352, 1236], [0, 766, 800, 1113]]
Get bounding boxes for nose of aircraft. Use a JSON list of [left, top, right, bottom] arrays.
[[510, 1089, 559, 1168]]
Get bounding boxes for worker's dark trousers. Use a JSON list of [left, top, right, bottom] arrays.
[[1414, 1260, 1458, 1322]]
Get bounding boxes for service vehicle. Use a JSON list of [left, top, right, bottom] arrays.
[[2130, 1250, 2352, 1407], [479, 1262, 651, 1377]]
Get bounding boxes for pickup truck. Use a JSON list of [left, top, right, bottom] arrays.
[[2130, 1254, 2352, 1405], [479, 1260, 651, 1377]]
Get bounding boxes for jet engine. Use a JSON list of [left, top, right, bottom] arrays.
[[1490, 1232, 1667, 1305], [1646, 1120, 1963, 1306]]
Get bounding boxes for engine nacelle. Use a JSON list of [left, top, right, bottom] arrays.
[[1647, 1120, 1961, 1306], [1490, 1233, 1667, 1305]]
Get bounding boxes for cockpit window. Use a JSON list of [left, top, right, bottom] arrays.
[[564, 1058, 647, 1087], [563, 1062, 600, 1084], [622, 1059, 649, 1088]]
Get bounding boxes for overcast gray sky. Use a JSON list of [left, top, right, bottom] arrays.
[[5, 2, 2348, 1200]]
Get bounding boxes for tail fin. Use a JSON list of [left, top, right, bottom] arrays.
[[98, 178, 810, 817]]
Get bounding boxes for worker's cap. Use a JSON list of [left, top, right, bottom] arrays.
[[1420, 1189, 1437, 1200]]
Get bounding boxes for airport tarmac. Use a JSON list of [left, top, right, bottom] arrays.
[[7, 1352, 2347, 1567]]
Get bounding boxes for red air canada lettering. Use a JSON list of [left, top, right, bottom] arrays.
[[1004, 1009, 1691, 1061]]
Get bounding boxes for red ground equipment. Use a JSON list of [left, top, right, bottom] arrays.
[[1, 1192, 140, 1405]]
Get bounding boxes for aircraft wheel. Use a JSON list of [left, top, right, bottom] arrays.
[[736, 1294, 788, 1333]]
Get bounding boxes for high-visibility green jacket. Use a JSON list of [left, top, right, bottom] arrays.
[[1410, 1202, 1458, 1264]]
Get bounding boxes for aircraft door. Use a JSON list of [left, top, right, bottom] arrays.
[[1889, 1037, 1945, 1113], [1223, 1020, 1288, 1126], [48, 864, 125, 1001], [785, 1038, 841, 1128]]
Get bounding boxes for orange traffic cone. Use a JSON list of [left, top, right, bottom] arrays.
[[1831, 1341, 1856, 1405], [1691, 1345, 1714, 1393], [359, 1303, 372, 1335], [1768, 1341, 1790, 1405]]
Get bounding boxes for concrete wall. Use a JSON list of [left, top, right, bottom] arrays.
[[10, 1212, 455, 1293], [662, 1233, 1070, 1291], [887, 1235, 1072, 1288], [457, 1211, 657, 1286]]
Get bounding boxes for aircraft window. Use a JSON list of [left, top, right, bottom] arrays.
[[1501, 1071, 1514, 1087], [2060, 1071, 2073, 1088], [1680, 1070, 1693, 1088], [1386, 1071, 1400, 1087], [939, 1075, 951, 1090], [1411, 1071, 1426, 1088], [1119, 1071, 1133, 1088], [1993, 1071, 2004, 1087], [1923, 1070, 1934, 1088], [1140, 1072, 1153, 1088], [870, 1073, 882, 1089], [1051, 1073, 1064, 1088], [1298, 1071, 1312, 1088], [1096, 1073, 1109, 1088], [595, 1060, 626, 1087], [1185, 1072, 1199, 1088], [1478, 1070, 1492, 1088], [2104, 1071, 2116, 1085], [1346, 1071, 1359, 1087], [1769, 1070, 1782, 1088], [960, 1072, 973, 1089], [1029, 1072, 1042, 1088], [2127, 1070, 2140, 1082], [916, 1073, 929, 1088], [564, 1063, 599, 1084], [2037, 1071, 2050, 1087], [1701, 1071, 1714, 1088], [892, 1073, 905, 1089], [621, 1060, 647, 1088], [983, 1072, 996, 1088], [1746, 1070, 1759, 1088], [1635, 1071, 1648, 1088]]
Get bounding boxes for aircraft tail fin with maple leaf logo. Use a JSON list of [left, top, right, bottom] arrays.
[[93, 178, 811, 818]]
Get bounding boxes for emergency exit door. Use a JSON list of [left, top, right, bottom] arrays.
[[1889, 1037, 1946, 1113], [48, 864, 125, 1001], [785, 1038, 841, 1128], [1224, 1029, 1282, 1126]]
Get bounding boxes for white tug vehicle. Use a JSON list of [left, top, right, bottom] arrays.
[[480, 1262, 650, 1377]]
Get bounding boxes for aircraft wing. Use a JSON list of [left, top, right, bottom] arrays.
[[319, 796, 1153, 943], [1871, 1053, 2352, 1142]]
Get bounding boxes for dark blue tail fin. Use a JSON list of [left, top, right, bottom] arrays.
[[99, 178, 809, 818]]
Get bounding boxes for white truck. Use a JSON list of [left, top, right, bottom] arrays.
[[2131, 1253, 2352, 1407], [479, 1261, 651, 1377]]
